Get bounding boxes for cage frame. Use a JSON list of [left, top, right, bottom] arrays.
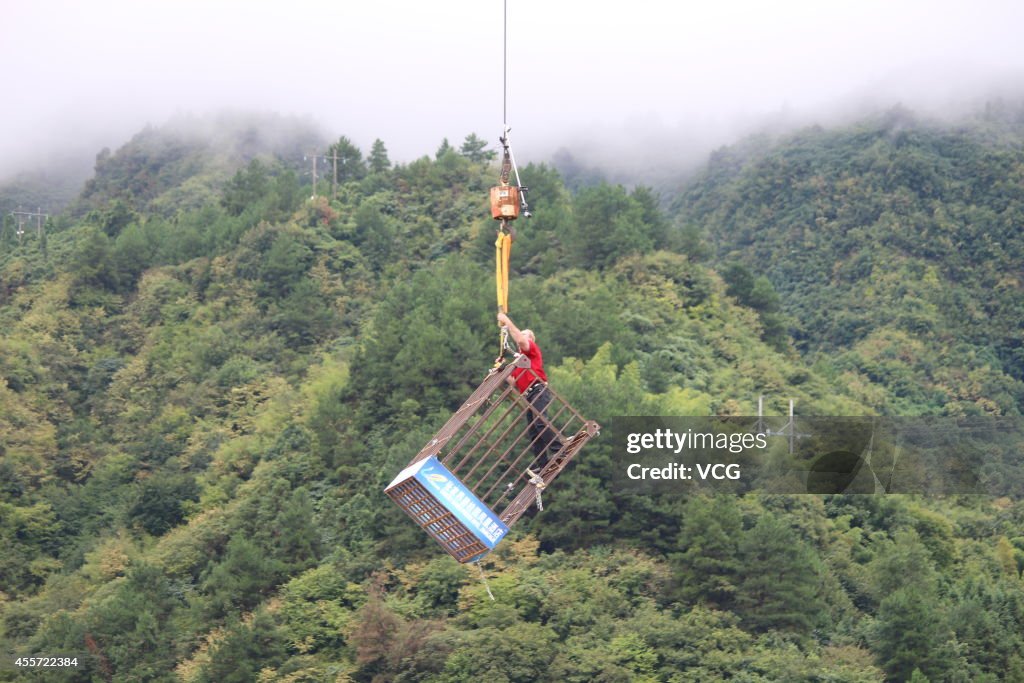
[[385, 355, 600, 561]]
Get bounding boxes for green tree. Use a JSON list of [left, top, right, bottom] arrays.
[[670, 495, 743, 607], [269, 278, 338, 346], [436, 137, 453, 159], [722, 262, 755, 301], [112, 222, 154, 288], [873, 585, 955, 681], [327, 136, 367, 183], [197, 610, 287, 683], [353, 200, 397, 268], [867, 531, 957, 681], [349, 257, 491, 424], [71, 227, 120, 291], [0, 501, 58, 594], [368, 138, 391, 173], [222, 159, 271, 216], [437, 623, 558, 683], [735, 514, 826, 635], [87, 198, 137, 237], [722, 263, 788, 349], [69, 563, 181, 680], [272, 169, 303, 217], [126, 471, 199, 536], [460, 133, 495, 162], [569, 183, 664, 269], [201, 536, 287, 618], [256, 230, 313, 299]]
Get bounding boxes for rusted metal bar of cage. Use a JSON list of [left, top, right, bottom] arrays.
[[384, 355, 600, 563]]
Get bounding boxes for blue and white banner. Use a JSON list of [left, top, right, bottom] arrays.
[[388, 456, 509, 550]]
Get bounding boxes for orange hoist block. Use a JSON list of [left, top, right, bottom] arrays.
[[490, 184, 520, 220]]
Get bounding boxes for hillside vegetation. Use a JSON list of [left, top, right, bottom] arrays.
[[674, 107, 1024, 417], [1, 111, 1024, 682]]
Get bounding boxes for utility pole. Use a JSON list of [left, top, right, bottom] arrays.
[[327, 149, 339, 200], [304, 153, 323, 198], [755, 395, 810, 454], [788, 399, 795, 455], [8, 207, 48, 245], [312, 153, 318, 198]]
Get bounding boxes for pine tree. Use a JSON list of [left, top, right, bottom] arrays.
[[328, 136, 366, 183], [670, 495, 742, 607], [436, 137, 453, 159], [368, 138, 391, 173], [873, 585, 955, 681], [459, 133, 495, 162], [735, 514, 826, 635]]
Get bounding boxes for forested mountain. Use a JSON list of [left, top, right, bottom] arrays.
[[2, 111, 1024, 682], [0, 164, 91, 222], [74, 113, 326, 218], [673, 106, 1024, 416]]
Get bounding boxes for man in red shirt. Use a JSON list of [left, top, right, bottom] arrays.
[[497, 312, 563, 469]]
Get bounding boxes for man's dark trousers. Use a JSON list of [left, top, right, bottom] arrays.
[[525, 383, 562, 468]]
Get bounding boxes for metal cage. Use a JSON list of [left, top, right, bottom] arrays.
[[385, 355, 600, 562]]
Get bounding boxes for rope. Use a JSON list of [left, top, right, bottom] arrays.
[[492, 1, 528, 371], [476, 561, 496, 601], [503, 0, 508, 129]]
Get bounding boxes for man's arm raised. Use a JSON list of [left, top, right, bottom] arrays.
[[497, 312, 531, 352]]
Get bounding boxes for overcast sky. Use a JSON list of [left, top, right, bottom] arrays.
[[2, 0, 1023, 178]]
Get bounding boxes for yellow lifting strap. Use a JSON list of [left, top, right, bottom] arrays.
[[495, 228, 511, 313], [494, 226, 512, 361]]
